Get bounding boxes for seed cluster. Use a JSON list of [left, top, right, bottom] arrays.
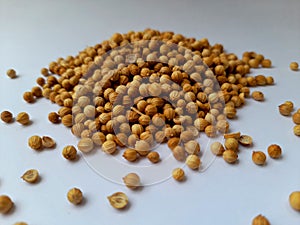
[[278, 101, 300, 136]]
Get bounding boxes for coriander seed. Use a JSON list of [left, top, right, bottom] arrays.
[[0, 195, 13, 214], [48, 112, 60, 124], [292, 112, 300, 124], [147, 151, 160, 163], [172, 146, 186, 161], [289, 191, 300, 211], [184, 140, 200, 155], [238, 135, 253, 146], [172, 168, 185, 181], [185, 155, 201, 170], [252, 91, 264, 101], [252, 151, 266, 165], [6, 68, 17, 79], [290, 62, 299, 71], [267, 144, 282, 159], [42, 136, 56, 148], [62, 145, 77, 160], [23, 91, 35, 103], [28, 135, 43, 150], [67, 188, 83, 205], [252, 214, 270, 225], [21, 169, 39, 183], [107, 192, 128, 209], [261, 59, 272, 68], [123, 173, 141, 189], [278, 103, 292, 116], [223, 150, 238, 163], [224, 138, 239, 151], [122, 148, 138, 162], [294, 125, 300, 136], [14, 222, 28, 225], [77, 138, 94, 153], [210, 142, 225, 156], [1, 110, 13, 123], [16, 112, 30, 125], [102, 140, 117, 154]]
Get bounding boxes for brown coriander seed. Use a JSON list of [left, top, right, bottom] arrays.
[[290, 62, 299, 71], [267, 144, 282, 159], [122, 148, 138, 162], [289, 191, 300, 211], [239, 135, 253, 146], [77, 138, 94, 153], [1, 110, 13, 123], [31, 86, 43, 98], [21, 169, 39, 183], [167, 137, 180, 150], [278, 103, 292, 116], [210, 142, 225, 156], [28, 135, 43, 150], [62, 145, 77, 160], [261, 59, 272, 68], [122, 173, 141, 189], [102, 140, 117, 154], [252, 151, 266, 165], [16, 112, 30, 125], [0, 195, 13, 214], [23, 91, 35, 103], [41, 67, 49, 76], [204, 125, 217, 138], [185, 155, 201, 170], [147, 151, 160, 163], [294, 125, 300, 136], [42, 136, 56, 148], [62, 114, 73, 127], [223, 150, 238, 163], [67, 188, 83, 205], [251, 214, 270, 225], [6, 68, 17, 79], [107, 192, 128, 209], [48, 112, 60, 124], [252, 91, 264, 101], [292, 112, 300, 124], [14, 222, 28, 225], [172, 168, 185, 181], [224, 138, 239, 151], [224, 132, 241, 139]]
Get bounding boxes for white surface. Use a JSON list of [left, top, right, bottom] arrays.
[[0, 0, 300, 225]]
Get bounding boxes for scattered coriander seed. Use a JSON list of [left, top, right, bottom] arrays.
[[14, 222, 28, 225], [42, 136, 56, 148], [284, 101, 294, 111], [61, 114, 73, 127], [28, 135, 43, 150], [48, 112, 60, 124], [62, 145, 77, 160], [167, 137, 180, 150], [67, 188, 83, 205], [252, 91, 264, 101], [102, 140, 117, 154], [185, 155, 201, 170], [0, 195, 13, 214], [122, 148, 138, 162], [223, 150, 238, 163], [16, 112, 30, 125], [1, 110, 13, 123], [77, 138, 94, 153], [21, 169, 39, 183], [261, 59, 272, 68], [210, 142, 225, 156], [290, 62, 299, 71], [294, 125, 300, 136], [278, 103, 293, 116], [6, 68, 17, 79], [135, 140, 151, 156], [292, 112, 300, 124], [289, 191, 300, 211], [172, 146, 186, 161], [31, 86, 43, 98], [252, 151, 267, 165], [252, 214, 270, 225], [41, 67, 49, 76], [107, 192, 128, 209], [224, 138, 239, 151], [238, 135, 253, 146], [172, 168, 185, 181], [184, 140, 200, 155], [147, 151, 160, 163], [23, 91, 35, 103], [267, 144, 282, 159], [122, 173, 141, 189]]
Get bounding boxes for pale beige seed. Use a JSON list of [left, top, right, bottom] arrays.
[[172, 168, 185, 181], [67, 188, 83, 205], [289, 191, 300, 211], [77, 138, 94, 153], [135, 140, 150, 156], [102, 140, 117, 154], [21, 169, 39, 183], [107, 192, 128, 209], [184, 140, 200, 155], [239, 135, 253, 146], [251, 214, 270, 225], [28, 135, 43, 150], [0, 195, 13, 214], [16, 112, 30, 125], [42, 136, 56, 148], [62, 145, 77, 160], [172, 146, 186, 161], [123, 173, 141, 189], [210, 142, 225, 156]]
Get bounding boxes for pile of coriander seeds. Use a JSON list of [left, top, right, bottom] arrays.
[[29, 29, 275, 168]]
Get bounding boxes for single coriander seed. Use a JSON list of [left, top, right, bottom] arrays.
[[67, 188, 83, 205], [6, 69, 17, 79], [48, 112, 60, 124], [14, 222, 28, 225], [289, 191, 300, 211], [21, 169, 39, 183], [238, 135, 253, 146], [185, 155, 201, 170], [23, 91, 35, 103], [147, 151, 160, 163], [0, 195, 13, 214], [107, 192, 128, 209], [16, 112, 30, 125], [77, 138, 94, 153], [42, 136, 56, 148], [267, 144, 282, 159], [28, 135, 43, 150], [210, 142, 225, 156], [292, 112, 300, 124], [252, 151, 267, 165], [123, 173, 141, 189], [294, 125, 300, 136], [252, 91, 264, 101], [172, 168, 185, 181], [223, 150, 238, 163], [122, 148, 138, 162], [1, 110, 13, 123], [251, 214, 270, 225], [290, 62, 299, 71], [62, 145, 77, 160]]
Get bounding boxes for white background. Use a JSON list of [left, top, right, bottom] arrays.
[[0, 0, 300, 224]]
